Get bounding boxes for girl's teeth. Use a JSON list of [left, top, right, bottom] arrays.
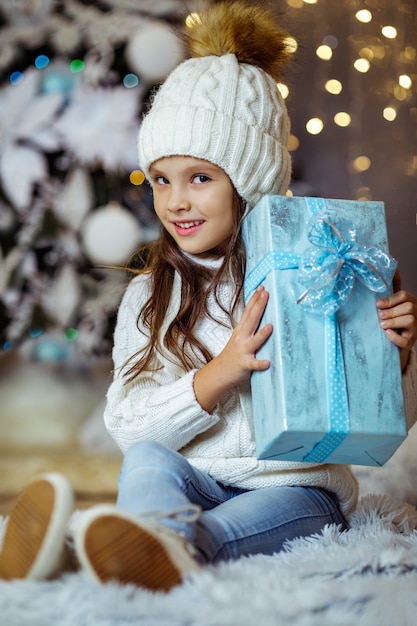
[[177, 221, 202, 229]]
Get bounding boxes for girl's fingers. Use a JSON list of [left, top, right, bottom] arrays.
[[240, 287, 269, 334], [248, 356, 271, 371], [377, 291, 417, 350], [377, 272, 417, 369], [377, 290, 417, 311], [384, 328, 415, 350], [380, 312, 417, 350], [244, 323, 273, 373], [379, 313, 416, 331], [251, 322, 273, 351]]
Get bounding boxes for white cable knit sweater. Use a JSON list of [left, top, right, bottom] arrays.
[[104, 260, 417, 518]]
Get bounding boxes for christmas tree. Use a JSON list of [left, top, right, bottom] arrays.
[[0, 0, 195, 360]]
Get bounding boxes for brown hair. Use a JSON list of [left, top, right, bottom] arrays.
[[123, 189, 246, 382]]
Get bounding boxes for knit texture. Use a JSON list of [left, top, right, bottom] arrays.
[[137, 54, 291, 211]]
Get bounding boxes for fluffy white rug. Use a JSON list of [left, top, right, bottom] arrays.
[[1, 495, 417, 626]]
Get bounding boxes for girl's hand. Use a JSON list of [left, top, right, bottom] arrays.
[[194, 286, 272, 412], [376, 269, 417, 371], [217, 285, 273, 387]]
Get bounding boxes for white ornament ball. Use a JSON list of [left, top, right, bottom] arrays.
[[81, 203, 141, 265], [125, 21, 185, 83]]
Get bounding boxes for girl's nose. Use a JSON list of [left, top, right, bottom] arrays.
[[167, 186, 191, 213]]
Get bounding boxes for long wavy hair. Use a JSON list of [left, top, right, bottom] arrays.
[[123, 188, 247, 382]]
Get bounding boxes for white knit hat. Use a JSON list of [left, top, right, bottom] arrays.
[[137, 3, 292, 212]]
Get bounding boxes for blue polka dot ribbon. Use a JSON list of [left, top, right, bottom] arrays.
[[244, 197, 397, 463], [244, 250, 301, 298], [302, 313, 350, 462]]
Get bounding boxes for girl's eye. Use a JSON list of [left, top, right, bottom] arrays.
[[155, 176, 169, 185], [193, 174, 210, 184]]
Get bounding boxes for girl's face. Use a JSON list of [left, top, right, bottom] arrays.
[[149, 156, 235, 257]]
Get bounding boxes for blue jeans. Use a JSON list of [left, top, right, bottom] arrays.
[[117, 441, 348, 564]]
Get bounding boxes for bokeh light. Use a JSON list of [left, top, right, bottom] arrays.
[[65, 328, 79, 342], [288, 134, 300, 151], [129, 170, 146, 185], [381, 26, 397, 39], [325, 79, 343, 94], [355, 186, 372, 201], [322, 35, 339, 49], [29, 328, 43, 338], [35, 55, 50, 69], [359, 47, 374, 61], [10, 71, 24, 85], [277, 83, 289, 99], [402, 46, 416, 62], [285, 37, 298, 54], [185, 12, 201, 28], [123, 73, 139, 88], [355, 10, 372, 24], [399, 74, 412, 89], [306, 118, 324, 135], [354, 58, 370, 73], [393, 85, 408, 101], [383, 107, 397, 121], [334, 112, 351, 127], [352, 156, 371, 172], [316, 45, 333, 60], [69, 59, 85, 73]]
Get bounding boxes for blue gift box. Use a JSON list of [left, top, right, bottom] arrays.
[[242, 196, 407, 467]]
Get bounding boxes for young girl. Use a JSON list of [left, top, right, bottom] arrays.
[[1, 0, 417, 590]]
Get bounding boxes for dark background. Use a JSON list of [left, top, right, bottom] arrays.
[[276, 0, 417, 296]]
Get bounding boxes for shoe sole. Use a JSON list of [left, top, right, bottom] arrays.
[[0, 473, 73, 580], [75, 506, 182, 591]]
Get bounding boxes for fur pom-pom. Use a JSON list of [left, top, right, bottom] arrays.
[[185, 1, 292, 82]]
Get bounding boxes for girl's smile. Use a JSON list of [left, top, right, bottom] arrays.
[[173, 220, 205, 236], [149, 156, 235, 257]]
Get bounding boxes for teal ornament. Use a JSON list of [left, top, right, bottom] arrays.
[[41, 64, 75, 97], [33, 338, 69, 363]]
